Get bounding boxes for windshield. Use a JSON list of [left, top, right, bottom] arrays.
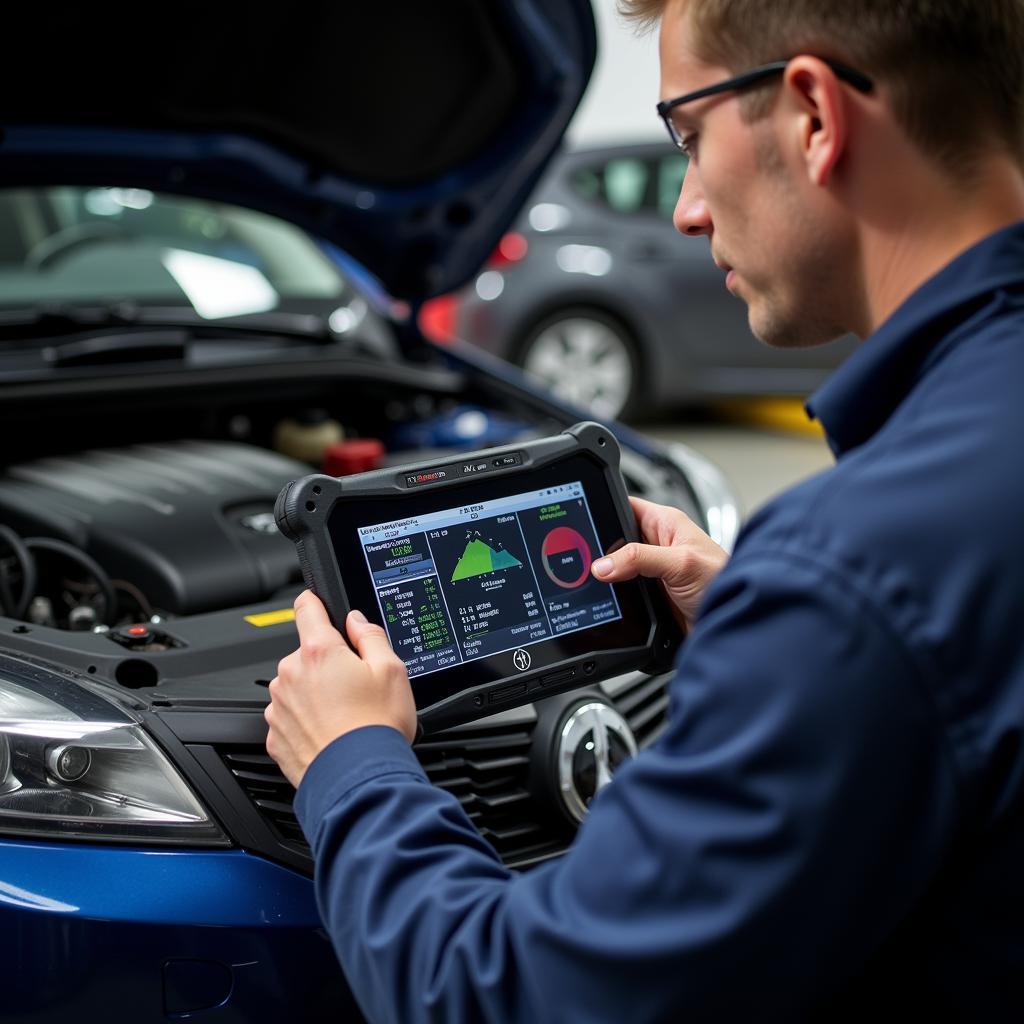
[[0, 187, 349, 319]]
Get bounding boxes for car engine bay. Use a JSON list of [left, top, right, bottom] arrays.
[[0, 339, 711, 871], [0, 340, 704, 640]]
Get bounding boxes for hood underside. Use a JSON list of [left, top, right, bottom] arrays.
[[0, 1, 597, 301]]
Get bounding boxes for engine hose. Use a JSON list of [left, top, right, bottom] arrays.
[[23, 537, 118, 626], [0, 525, 38, 620]]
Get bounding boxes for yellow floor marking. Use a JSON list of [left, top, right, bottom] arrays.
[[712, 398, 825, 437], [244, 608, 296, 628]]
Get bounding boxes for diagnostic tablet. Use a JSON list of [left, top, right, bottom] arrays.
[[275, 422, 680, 732]]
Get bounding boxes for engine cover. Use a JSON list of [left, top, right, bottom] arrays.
[[0, 440, 309, 615]]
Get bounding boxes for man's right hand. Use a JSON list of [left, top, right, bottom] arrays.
[[591, 496, 729, 631]]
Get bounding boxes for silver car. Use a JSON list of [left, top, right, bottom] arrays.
[[434, 141, 858, 419]]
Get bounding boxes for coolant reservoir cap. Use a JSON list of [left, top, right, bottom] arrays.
[[322, 438, 386, 476], [115, 623, 154, 646]]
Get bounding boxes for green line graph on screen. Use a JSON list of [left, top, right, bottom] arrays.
[[450, 534, 523, 582]]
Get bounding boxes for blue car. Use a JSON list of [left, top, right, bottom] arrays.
[[0, 3, 739, 1021]]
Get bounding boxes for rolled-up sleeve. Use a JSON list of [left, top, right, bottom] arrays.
[[294, 550, 961, 1024]]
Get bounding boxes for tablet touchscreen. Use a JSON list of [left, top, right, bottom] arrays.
[[323, 449, 658, 715], [356, 479, 621, 680]]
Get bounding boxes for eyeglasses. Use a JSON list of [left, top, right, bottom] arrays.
[[656, 58, 874, 154]]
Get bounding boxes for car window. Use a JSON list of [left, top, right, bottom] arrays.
[[570, 154, 687, 220], [656, 154, 688, 219], [0, 187, 348, 316], [602, 158, 648, 213], [570, 157, 646, 214]]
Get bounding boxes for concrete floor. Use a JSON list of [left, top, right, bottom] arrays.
[[639, 416, 835, 518]]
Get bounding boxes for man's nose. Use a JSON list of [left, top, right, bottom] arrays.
[[673, 164, 713, 237]]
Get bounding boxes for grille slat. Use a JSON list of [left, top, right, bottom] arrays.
[[220, 674, 672, 872], [414, 732, 534, 754], [614, 674, 673, 746], [230, 767, 288, 784], [418, 754, 530, 777], [252, 797, 298, 816], [613, 675, 669, 718], [471, 789, 532, 811], [480, 821, 545, 843], [629, 694, 670, 738], [434, 773, 524, 795], [223, 752, 276, 767]]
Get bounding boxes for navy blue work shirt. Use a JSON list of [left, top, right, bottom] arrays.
[[295, 222, 1024, 1023]]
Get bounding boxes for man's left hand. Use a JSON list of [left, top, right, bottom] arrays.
[[265, 590, 417, 788]]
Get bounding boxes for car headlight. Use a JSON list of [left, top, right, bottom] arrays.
[[0, 658, 227, 845]]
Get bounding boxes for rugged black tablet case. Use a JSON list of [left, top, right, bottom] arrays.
[[275, 422, 680, 731]]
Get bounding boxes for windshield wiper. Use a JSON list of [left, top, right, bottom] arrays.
[[43, 331, 189, 368], [0, 301, 336, 344]]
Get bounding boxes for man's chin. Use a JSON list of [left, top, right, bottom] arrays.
[[747, 304, 791, 348], [748, 305, 843, 349]]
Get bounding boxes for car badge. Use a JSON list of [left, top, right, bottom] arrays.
[[556, 700, 637, 823]]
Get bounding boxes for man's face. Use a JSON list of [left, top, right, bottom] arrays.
[[658, 3, 849, 347]]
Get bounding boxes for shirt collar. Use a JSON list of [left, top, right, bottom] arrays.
[[806, 220, 1024, 457]]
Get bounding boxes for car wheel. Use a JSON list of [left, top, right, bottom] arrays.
[[518, 309, 642, 420]]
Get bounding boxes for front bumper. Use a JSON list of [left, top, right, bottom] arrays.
[[1, 839, 360, 1023]]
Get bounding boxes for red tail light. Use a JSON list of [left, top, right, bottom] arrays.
[[418, 294, 459, 344], [487, 232, 528, 268], [418, 233, 527, 342]]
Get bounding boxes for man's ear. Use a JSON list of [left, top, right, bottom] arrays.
[[782, 56, 849, 187]]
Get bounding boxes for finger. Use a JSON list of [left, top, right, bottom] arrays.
[[592, 541, 689, 583], [628, 495, 655, 516], [629, 496, 666, 521], [294, 590, 348, 658], [346, 609, 399, 669], [629, 495, 689, 545]]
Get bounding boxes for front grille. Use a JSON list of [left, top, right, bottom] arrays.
[[219, 672, 672, 872], [610, 672, 671, 747], [219, 749, 310, 855], [412, 723, 568, 868]]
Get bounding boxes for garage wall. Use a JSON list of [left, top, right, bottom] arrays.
[[567, 0, 664, 148]]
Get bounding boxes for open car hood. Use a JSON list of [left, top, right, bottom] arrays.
[[0, 0, 596, 302]]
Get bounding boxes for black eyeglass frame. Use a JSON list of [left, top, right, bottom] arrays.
[[656, 58, 874, 152]]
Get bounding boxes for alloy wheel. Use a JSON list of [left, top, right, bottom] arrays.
[[521, 313, 637, 419]]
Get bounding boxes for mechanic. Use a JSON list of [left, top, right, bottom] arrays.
[[264, 0, 1024, 1020]]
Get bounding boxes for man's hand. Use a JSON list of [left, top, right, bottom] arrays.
[[591, 496, 729, 631], [264, 590, 417, 788]]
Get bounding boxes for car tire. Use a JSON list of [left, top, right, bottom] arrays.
[[516, 308, 643, 420]]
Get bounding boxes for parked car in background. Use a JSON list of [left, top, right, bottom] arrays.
[[421, 141, 859, 420], [0, 3, 741, 1021]]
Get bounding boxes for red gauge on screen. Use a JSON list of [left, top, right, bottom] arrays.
[[541, 526, 592, 588]]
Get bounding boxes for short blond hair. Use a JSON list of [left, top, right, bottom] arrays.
[[622, 0, 1024, 173]]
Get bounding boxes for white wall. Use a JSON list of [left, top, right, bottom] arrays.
[[566, 0, 664, 148]]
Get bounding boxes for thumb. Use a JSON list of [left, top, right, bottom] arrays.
[[294, 589, 346, 648], [592, 542, 689, 585], [346, 609, 396, 667]]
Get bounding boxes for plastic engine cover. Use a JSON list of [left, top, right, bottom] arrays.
[[0, 441, 308, 615]]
